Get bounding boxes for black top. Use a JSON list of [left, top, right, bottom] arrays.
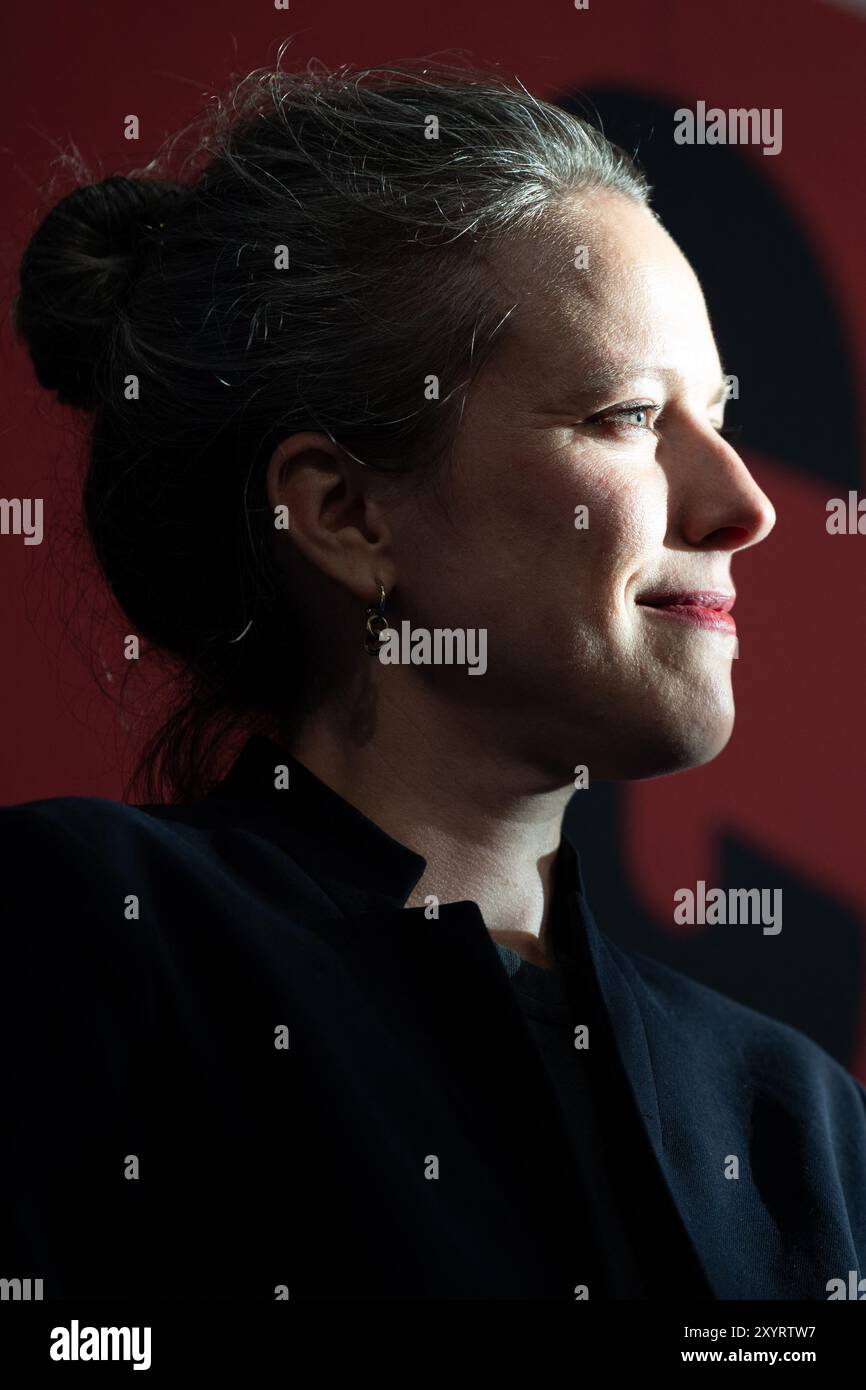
[[2, 733, 865, 1301], [494, 943, 652, 1297]]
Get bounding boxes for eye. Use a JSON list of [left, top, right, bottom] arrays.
[[584, 404, 743, 443], [586, 401, 662, 436]]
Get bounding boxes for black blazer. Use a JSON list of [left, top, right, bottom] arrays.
[[1, 735, 864, 1300]]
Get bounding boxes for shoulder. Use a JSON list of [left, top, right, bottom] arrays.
[[0, 792, 226, 907], [0, 790, 333, 932], [0, 791, 316, 1047], [606, 931, 866, 1124], [0, 789, 199, 854], [1, 787, 262, 875], [0, 797, 170, 1054]]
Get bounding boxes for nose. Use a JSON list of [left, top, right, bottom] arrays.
[[668, 427, 776, 553]]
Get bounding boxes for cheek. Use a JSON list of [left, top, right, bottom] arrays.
[[395, 442, 663, 634], [505, 453, 665, 622], [575, 476, 663, 616]]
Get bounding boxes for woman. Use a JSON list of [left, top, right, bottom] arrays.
[[4, 59, 864, 1302]]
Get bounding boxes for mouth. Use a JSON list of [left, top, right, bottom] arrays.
[[635, 590, 737, 634]]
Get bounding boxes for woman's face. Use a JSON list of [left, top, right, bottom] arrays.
[[383, 189, 776, 783]]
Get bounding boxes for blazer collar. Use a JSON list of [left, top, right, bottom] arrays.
[[205, 732, 718, 1298], [206, 733, 589, 926]]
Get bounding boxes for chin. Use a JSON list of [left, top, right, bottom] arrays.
[[635, 711, 735, 779], [592, 688, 735, 781]]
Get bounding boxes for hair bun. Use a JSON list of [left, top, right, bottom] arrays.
[[14, 174, 189, 410]]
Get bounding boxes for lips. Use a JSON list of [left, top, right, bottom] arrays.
[[636, 590, 737, 633]]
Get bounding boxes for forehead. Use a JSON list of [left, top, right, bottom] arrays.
[[487, 190, 720, 398]]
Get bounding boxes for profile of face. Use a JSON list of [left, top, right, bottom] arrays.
[[272, 190, 776, 785]]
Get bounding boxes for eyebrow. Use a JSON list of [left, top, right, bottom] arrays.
[[536, 365, 730, 409]]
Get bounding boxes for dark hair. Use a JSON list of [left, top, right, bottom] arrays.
[[14, 55, 650, 804]]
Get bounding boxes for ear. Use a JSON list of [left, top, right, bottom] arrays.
[[265, 432, 395, 604]]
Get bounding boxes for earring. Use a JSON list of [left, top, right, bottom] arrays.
[[364, 581, 389, 655]]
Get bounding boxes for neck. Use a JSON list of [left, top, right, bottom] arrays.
[[285, 679, 574, 965]]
